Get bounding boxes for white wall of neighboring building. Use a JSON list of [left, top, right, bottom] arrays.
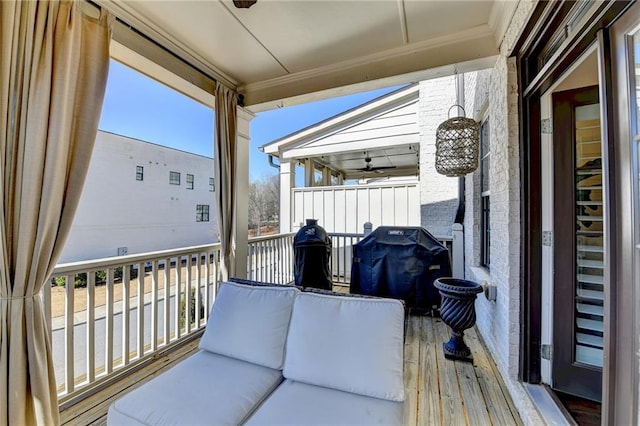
[[419, 76, 460, 237], [59, 131, 219, 263]]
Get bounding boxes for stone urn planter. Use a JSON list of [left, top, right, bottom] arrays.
[[434, 277, 483, 362]]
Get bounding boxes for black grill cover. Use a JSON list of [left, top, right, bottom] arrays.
[[350, 226, 451, 309], [293, 219, 332, 290]]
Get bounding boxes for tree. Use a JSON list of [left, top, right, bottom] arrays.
[[248, 174, 279, 235]]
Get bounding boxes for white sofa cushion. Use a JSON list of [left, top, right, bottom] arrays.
[[284, 292, 405, 402], [246, 379, 404, 425], [199, 281, 299, 369], [107, 351, 282, 426]]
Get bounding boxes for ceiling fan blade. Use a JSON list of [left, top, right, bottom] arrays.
[[351, 165, 397, 172], [368, 165, 397, 171], [233, 0, 257, 8]]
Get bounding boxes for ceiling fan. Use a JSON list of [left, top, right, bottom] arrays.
[[355, 156, 396, 173], [233, 0, 257, 8]]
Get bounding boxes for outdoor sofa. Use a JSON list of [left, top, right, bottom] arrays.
[[106, 280, 405, 425]]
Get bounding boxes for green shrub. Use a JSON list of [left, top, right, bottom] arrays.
[[51, 274, 86, 288], [74, 273, 87, 288], [180, 287, 205, 329], [94, 267, 126, 285], [114, 266, 123, 281], [52, 268, 126, 288]]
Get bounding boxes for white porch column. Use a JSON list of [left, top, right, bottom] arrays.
[[322, 166, 331, 186], [279, 159, 295, 233], [234, 106, 255, 278], [304, 158, 315, 187]]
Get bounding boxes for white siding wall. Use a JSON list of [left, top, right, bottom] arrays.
[[419, 76, 460, 236], [291, 183, 420, 233], [300, 101, 419, 152], [462, 1, 543, 425], [59, 131, 219, 263]]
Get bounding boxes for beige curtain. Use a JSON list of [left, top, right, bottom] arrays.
[[213, 85, 238, 281], [0, 1, 111, 424]]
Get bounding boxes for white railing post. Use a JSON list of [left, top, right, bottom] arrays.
[[122, 266, 130, 367], [105, 268, 114, 374], [363, 222, 373, 236], [451, 223, 464, 279], [64, 274, 75, 394]]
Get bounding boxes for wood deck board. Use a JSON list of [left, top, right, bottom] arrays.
[[433, 317, 468, 425], [449, 327, 493, 426], [474, 332, 523, 426], [61, 315, 522, 426], [419, 315, 443, 426], [465, 327, 521, 426], [402, 316, 421, 426]]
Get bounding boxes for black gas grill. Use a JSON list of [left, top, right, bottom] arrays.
[[350, 226, 451, 310]]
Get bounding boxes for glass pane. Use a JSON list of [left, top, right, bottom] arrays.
[[480, 120, 490, 192], [574, 103, 604, 368]]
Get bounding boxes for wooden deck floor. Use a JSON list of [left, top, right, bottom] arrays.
[[60, 315, 522, 426], [402, 315, 522, 425]]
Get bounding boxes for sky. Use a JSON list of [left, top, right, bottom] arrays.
[[98, 60, 401, 182]]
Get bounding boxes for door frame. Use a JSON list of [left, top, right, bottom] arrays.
[[606, 3, 640, 423], [538, 45, 602, 387], [551, 85, 602, 401], [514, 0, 636, 421]]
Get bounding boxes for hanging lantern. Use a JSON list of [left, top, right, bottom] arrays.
[[435, 106, 480, 177]]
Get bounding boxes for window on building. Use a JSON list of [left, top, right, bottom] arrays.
[[136, 165, 144, 181], [186, 174, 194, 189], [480, 118, 491, 269], [170, 171, 180, 185], [196, 204, 210, 222], [209, 177, 215, 192]]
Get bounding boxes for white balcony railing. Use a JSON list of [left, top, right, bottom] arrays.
[[47, 229, 461, 404], [47, 244, 221, 403], [247, 232, 366, 286], [247, 233, 295, 284]]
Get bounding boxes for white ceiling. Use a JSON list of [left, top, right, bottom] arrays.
[[320, 145, 420, 180], [100, 0, 516, 109]]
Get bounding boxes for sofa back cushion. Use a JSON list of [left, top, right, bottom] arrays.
[[283, 292, 405, 402], [199, 281, 299, 370]]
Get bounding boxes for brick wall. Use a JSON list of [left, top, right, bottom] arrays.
[[464, 57, 521, 377], [419, 76, 460, 236], [461, 1, 543, 424]]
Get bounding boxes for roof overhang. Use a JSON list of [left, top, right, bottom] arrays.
[[95, 0, 516, 111], [261, 83, 422, 180], [261, 84, 419, 156]]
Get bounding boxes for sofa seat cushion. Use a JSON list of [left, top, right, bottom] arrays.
[[284, 292, 405, 401], [199, 281, 299, 369], [245, 380, 404, 426], [107, 351, 282, 426]]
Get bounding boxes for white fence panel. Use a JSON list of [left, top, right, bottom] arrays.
[[292, 182, 420, 233]]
